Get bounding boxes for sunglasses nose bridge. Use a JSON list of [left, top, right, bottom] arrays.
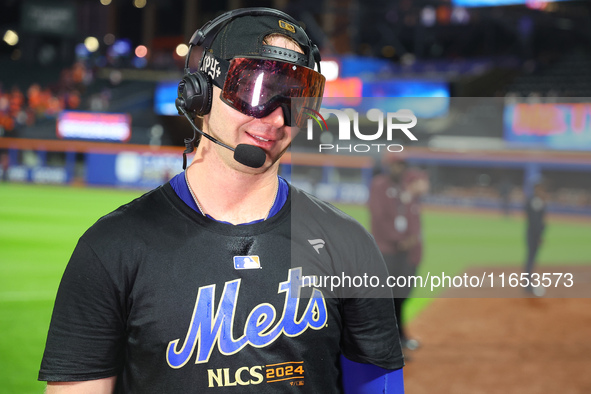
[[280, 103, 292, 127], [252, 99, 292, 127], [259, 105, 287, 128]]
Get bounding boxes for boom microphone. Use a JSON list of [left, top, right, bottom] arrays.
[[233, 144, 267, 168], [176, 99, 266, 170]]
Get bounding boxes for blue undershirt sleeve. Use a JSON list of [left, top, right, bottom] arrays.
[[341, 355, 404, 394]]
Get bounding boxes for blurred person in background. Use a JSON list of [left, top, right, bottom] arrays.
[[38, 8, 404, 393], [369, 153, 421, 352], [524, 181, 548, 297], [1, 151, 8, 181], [400, 168, 430, 348]]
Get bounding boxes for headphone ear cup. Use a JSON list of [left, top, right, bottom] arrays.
[[179, 71, 213, 116]]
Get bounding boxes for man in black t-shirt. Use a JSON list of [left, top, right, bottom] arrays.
[[39, 8, 404, 393]]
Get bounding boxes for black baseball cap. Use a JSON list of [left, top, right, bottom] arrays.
[[190, 8, 320, 88], [209, 13, 317, 68]]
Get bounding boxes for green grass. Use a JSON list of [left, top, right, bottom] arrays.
[[1, 184, 590, 393], [337, 203, 591, 321], [0, 183, 144, 394]]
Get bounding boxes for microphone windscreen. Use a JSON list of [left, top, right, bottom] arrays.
[[234, 144, 267, 168]]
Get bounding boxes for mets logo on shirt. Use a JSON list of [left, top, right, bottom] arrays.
[[234, 256, 261, 270]]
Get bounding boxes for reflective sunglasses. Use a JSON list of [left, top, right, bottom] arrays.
[[220, 57, 325, 128]]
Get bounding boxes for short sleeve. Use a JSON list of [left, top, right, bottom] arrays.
[[340, 297, 404, 370], [39, 237, 126, 381], [338, 223, 404, 370]]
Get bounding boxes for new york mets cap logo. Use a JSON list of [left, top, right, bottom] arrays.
[[234, 256, 261, 270]]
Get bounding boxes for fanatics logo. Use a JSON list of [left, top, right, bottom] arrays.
[[233, 256, 261, 269], [308, 239, 325, 254]]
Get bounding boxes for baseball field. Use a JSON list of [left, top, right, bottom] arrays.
[[1, 182, 590, 393]]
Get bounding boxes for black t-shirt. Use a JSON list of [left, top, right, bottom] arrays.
[[39, 183, 403, 393]]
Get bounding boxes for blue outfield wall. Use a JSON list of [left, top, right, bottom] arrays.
[[86, 152, 183, 189], [2, 148, 589, 216]]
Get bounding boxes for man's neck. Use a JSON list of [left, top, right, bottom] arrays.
[[186, 144, 279, 225]]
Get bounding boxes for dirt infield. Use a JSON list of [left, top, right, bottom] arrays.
[[435, 266, 591, 298], [403, 297, 591, 393]]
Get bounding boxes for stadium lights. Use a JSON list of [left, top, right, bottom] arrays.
[[3, 30, 19, 46], [84, 36, 100, 53], [134, 0, 147, 8], [135, 45, 148, 58], [320, 60, 339, 81], [175, 44, 189, 57], [99, 0, 112, 5]]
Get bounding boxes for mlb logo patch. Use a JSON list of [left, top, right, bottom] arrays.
[[233, 256, 261, 270]]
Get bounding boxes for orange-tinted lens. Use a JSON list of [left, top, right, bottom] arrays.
[[221, 57, 325, 127]]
